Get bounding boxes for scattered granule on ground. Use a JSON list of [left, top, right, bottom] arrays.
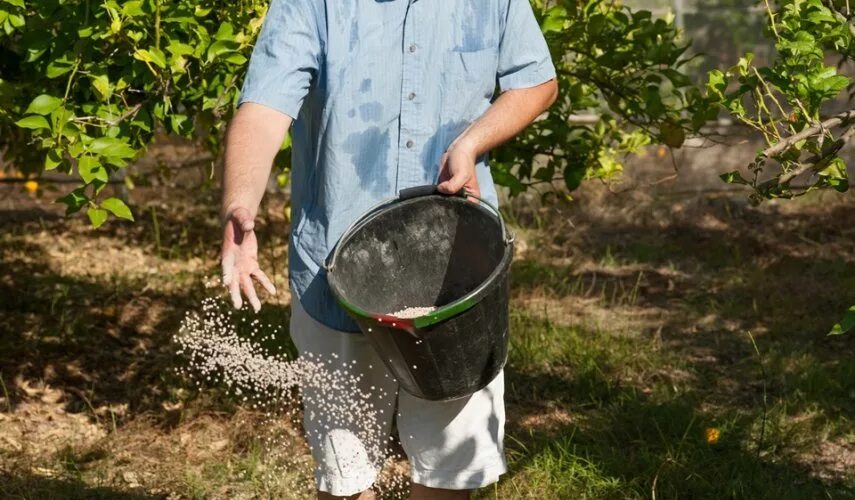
[[390, 306, 436, 319]]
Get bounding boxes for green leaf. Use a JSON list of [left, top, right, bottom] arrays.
[[25, 94, 63, 115], [202, 96, 219, 111], [563, 165, 586, 191], [542, 6, 567, 33], [215, 22, 234, 41], [827, 177, 849, 192], [806, 8, 836, 24], [818, 157, 847, 180], [735, 53, 754, 74], [223, 52, 247, 65], [206, 40, 240, 63], [57, 187, 88, 215], [707, 70, 727, 96], [102, 197, 134, 221], [15, 115, 50, 130], [121, 1, 145, 17], [170, 113, 191, 135], [828, 306, 855, 336], [130, 107, 152, 132], [817, 74, 849, 94], [491, 165, 526, 196], [778, 31, 818, 55], [134, 48, 167, 68], [9, 12, 23, 26], [2, 0, 26, 8], [87, 207, 108, 228], [45, 148, 63, 171], [646, 86, 667, 118], [720, 171, 749, 185], [166, 41, 195, 57], [90, 74, 113, 101], [78, 156, 108, 184], [46, 53, 75, 78], [534, 165, 554, 182], [88, 136, 136, 159], [152, 102, 165, 120]]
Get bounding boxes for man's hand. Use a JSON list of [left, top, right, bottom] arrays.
[[221, 207, 276, 313], [437, 142, 481, 198], [436, 79, 558, 198]]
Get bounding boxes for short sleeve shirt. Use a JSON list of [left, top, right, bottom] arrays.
[[239, 0, 556, 332]]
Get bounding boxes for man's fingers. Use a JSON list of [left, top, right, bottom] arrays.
[[251, 269, 277, 296], [437, 172, 468, 194], [228, 274, 243, 310], [241, 274, 262, 313], [221, 250, 236, 286]]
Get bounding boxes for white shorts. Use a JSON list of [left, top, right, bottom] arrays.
[[290, 299, 507, 496]]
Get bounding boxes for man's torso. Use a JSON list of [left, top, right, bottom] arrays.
[[288, 1, 508, 330]]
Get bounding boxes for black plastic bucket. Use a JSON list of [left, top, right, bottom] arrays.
[[326, 185, 514, 401]]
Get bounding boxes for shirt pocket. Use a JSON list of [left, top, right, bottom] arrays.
[[443, 47, 498, 81], [440, 47, 499, 124]]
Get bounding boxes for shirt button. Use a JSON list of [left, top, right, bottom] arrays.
[[406, 140, 414, 148], [408, 92, 416, 100], [409, 44, 417, 53]]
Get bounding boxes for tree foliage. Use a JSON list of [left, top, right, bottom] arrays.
[[493, 0, 853, 202], [0, 0, 267, 226], [712, 0, 853, 201], [0, 0, 853, 224], [492, 0, 712, 197]]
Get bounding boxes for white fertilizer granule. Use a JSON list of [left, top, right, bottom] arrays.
[[390, 306, 436, 319], [174, 296, 408, 497]]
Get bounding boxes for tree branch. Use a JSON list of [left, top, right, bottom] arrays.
[[758, 125, 855, 189], [567, 114, 601, 125], [762, 109, 855, 158]]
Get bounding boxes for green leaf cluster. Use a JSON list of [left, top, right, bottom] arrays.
[[0, 0, 268, 223], [3, 0, 853, 223], [492, 0, 707, 198], [707, 0, 853, 201]]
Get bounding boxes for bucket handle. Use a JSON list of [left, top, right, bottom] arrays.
[[326, 185, 514, 272]]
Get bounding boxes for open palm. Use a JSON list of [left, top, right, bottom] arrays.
[[220, 207, 276, 312]]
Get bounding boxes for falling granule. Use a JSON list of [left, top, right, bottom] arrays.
[[174, 297, 409, 498], [390, 306, 436, 319]]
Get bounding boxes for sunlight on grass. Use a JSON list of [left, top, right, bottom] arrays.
[[488, 310, 854, 499]]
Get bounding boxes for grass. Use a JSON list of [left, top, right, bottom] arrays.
[[489, 313, 852, 499], [0, 175, 853, 498]]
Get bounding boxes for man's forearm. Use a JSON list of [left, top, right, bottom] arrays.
[[221, 103, 293, 220], [452, 79, 558, 157]]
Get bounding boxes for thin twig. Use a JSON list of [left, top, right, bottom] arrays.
[[763, 0, 780, 39], [752, 67, 791, 136]]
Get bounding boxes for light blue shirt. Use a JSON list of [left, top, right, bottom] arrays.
[[239, 0, 555, 332]]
